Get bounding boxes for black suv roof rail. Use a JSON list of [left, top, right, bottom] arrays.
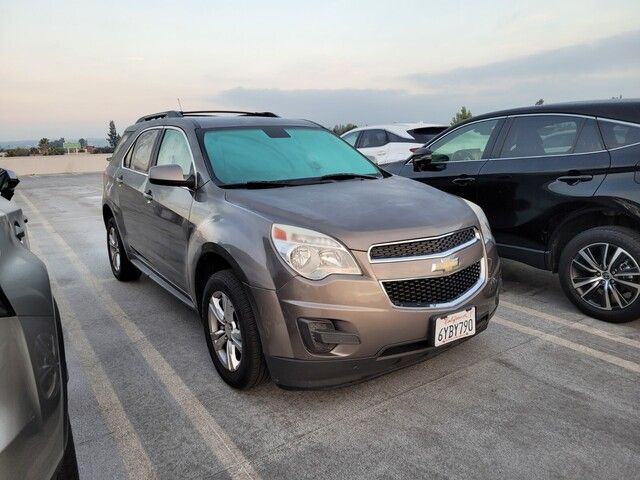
[[135, 110, 279, 124]]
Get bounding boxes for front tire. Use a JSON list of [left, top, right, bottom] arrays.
[[559, 226, 640, 323], [106, 217, 141, 281], [201, 270, 268, 389]]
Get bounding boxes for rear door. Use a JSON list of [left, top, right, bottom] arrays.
[[357, 129, 389, 164], [476, 114, 610, 259], [397, 118, 503, 202], [118, 128, 162, 261], [143, 127, 196, 290]]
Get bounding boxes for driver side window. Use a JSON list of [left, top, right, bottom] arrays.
[[429, 119, 499, 163]]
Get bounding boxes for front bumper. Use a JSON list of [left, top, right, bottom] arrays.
[[248, 241, 501, 388]]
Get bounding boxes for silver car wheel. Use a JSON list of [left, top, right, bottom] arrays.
[[108, 226, 121, 272], [208, 291, 242, 371], [570, 242, 640, 311]]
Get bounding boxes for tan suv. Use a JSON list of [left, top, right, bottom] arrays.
[[102, 110, 501, 389]]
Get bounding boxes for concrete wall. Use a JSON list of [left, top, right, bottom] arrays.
[[1, 153, 110, 176]]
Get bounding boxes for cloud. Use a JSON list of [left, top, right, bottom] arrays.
[[208, 31, 640, 126], [407, 30, 640, 94]]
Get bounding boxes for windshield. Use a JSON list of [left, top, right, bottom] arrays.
[[202, 127, 380, 185]]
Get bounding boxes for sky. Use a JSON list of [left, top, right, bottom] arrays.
[[1, 0, 639, 140]]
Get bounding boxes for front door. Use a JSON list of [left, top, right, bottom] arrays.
[[398, 118, 503, 202], [144, 128, 196, 290], [476, 115, 611, 258]]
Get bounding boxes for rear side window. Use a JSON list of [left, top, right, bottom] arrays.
[[156, 129, 193, 176], [501, 116, 580, 158], [130, 130, 160, 173], [359, 129, 388, 148], [408, 127, 447, 143], [386, 131, 413, 143], [574, 119, 604, 153], [598, 120, 640, 149]]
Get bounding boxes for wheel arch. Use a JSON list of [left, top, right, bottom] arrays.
[[193, 243, 252, 315], [547, 200, 640, 272], [102, 203, 114, 226]]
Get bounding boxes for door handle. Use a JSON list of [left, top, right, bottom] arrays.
[[557, 175, 593, 185], [116, 175, 124, 186], [452, 176, 476, 186], [142, 190, 153, 203]]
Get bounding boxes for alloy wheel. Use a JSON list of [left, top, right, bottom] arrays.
[[108, 226, 121, 272], [208, 291, 242, 371], [570, 242, 640, 311]]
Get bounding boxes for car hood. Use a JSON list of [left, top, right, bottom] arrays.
[[224, 176, 478, 251]]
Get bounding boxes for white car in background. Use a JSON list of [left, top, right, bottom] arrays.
[[341, 123, 448, 165]]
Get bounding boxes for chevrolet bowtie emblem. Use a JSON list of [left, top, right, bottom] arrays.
[[432, 256, 460, 274]]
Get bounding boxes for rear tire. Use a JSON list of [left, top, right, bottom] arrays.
[[559, 226, 640, 323], [202, 270, 268, 389], [106, 217, 141, 281]]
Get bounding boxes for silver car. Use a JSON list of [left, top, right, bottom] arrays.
[[102, 111, 501, 390], [0, 169, 78, 479]]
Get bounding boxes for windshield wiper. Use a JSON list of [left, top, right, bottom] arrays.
[[221, 179, 315, 189], [317, 173, 379, 181]]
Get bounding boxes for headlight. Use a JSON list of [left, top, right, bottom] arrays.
[[462, 199, 494, 243], [271, 224, 361, 280]]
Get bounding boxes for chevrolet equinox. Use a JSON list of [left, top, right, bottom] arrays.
[[102, 110, 501, 389]]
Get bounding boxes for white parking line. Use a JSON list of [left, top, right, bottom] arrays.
[[501, 299, 640, 350], [18, 192, 259, 480], [32, 261, 157, 477], [493, 316, 640, 374]]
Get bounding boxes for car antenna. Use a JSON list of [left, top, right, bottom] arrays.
[[177, 98, 184, 111]]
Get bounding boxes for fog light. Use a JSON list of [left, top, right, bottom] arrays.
[[298, 319, 337, 354], [297, 318, 360, 354]]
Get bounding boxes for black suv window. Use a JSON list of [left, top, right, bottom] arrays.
[[574, 118, 604, 153], [501, 115, 580, 158], [598, 120, 640, 149], [359, 129, 388, 148], [429, 119, 498, 163], [130, 130, 160, 173]]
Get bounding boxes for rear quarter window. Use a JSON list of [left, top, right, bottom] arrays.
[[598, 120, 640, 149]]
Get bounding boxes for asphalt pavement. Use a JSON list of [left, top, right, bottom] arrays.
[[14, 173, 640, 480]]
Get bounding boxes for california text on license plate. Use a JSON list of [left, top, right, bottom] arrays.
[[434, 307, 476, 347]]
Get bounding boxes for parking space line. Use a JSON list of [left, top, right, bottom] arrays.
[[493, 316, 640, 374], [501, 299, 640, 350], [26, 234, 156, 480], [18, 192, 259, 480]]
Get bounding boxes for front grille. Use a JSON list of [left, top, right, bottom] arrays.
[[369, 228, 476, 261], [382, 261, 481, 307]]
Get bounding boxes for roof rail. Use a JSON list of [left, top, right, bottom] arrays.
[[181, 110, 279, 118], [135, 110, 279, 124]]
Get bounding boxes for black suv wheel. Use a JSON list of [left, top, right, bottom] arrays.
[[106, 217, 141, 281], [201, 270, 268, 389], [559, 226, 640, 323]]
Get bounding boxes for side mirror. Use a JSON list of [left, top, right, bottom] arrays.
[[0, 169, 19, 201], [411, 148, 432, 171], [149, 164, 196, 188]]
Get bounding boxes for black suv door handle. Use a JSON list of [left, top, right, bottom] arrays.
[[142, 190, 153, 202], [557, 175, 593, 185], [452, 176, 476, 186]]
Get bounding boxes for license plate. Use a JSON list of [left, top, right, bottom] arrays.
[[434, 307, 476, 347]]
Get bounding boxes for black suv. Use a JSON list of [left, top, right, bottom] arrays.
[[385, 100, 640, 323]]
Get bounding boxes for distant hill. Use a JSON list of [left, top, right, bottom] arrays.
[[0, 137, 109, 149]]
